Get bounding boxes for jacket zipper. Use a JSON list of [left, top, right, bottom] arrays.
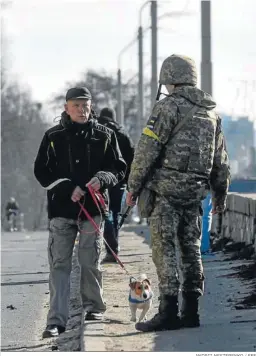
[[87, 144, 91, 178], [68, 144, 74, 174], [50, 141, 57, 157]]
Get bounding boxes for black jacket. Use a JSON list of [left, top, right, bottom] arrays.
[[34, 112, 127, 220], [97, 117, 134, 184], [6, 202, 19, 215]]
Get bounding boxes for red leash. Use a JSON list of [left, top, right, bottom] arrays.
[[77, 187, 130, 275]]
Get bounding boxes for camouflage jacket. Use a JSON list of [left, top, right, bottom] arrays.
[[128, 86, 231, 208]]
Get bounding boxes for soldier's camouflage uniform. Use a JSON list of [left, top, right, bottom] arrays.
[[128, 55, 230, 300]]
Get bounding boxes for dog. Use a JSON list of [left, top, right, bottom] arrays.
[[128, 274, 153, 322]]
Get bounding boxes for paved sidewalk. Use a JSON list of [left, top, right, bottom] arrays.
[[81, 224, 256, 352]]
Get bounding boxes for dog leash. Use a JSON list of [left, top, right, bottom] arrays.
[[77, 187, 132, 276]]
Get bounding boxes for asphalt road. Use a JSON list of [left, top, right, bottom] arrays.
[[1, 230, 50, 351]]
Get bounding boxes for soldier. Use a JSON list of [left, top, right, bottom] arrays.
[[127, 54, 230, 332]]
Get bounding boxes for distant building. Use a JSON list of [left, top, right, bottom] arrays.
[[221, 114, 232, 132], [219, 114, 254, 177]]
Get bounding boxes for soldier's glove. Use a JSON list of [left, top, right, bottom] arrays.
[[212, 204, 225, 215]]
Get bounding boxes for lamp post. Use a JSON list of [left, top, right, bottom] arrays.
[[139, 4, 192, 125], [117, 38, 137, 126], [138, 1, 151, 138], [201, 0, 212, 95], [151, 1, 158, 110], [118, 2, 192, 131]]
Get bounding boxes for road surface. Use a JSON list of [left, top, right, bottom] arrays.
[[1, 230, 50, 351]]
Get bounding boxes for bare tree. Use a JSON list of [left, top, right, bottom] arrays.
[[1, 23, 49, 230], [49, 69, 146, 143]]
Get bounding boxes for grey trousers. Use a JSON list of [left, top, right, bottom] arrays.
[[47, 217, 106, 328]]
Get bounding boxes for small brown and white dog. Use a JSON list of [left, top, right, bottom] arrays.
[[129, 274, 153, 322]]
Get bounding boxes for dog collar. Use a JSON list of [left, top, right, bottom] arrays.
[[128, 292, 153, 304]]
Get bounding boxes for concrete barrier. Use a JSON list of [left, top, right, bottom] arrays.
[[211, 193, 256, 256]]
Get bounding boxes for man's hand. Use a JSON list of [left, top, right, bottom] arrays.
[[126, 192, 137, 207], [86, 177, 101, 191], [71, 186, 85, 202]]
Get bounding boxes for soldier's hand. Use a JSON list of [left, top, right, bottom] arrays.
[[86, 177, 101, 191], [71, 186, 85, 202], [212, 204, 225, 215], [126, 192, 137, 207]]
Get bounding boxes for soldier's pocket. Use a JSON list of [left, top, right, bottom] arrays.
[[137, 188, 156, 218], [162, 152, 189, 172], [148, 215, 162, 248]]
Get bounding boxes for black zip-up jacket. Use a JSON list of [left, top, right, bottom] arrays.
[[97, 116, 134, 184], [34, 112, 127, 220]]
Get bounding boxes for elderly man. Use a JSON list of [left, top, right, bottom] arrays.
[[34, 87, 126, 337]]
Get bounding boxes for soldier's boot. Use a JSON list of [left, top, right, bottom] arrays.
[[135, 295, 180, 332], [180, 292, 200, 328]]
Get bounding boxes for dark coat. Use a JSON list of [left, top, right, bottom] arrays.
[[97, 116, 134, 184], [34, 112, 127, 220]]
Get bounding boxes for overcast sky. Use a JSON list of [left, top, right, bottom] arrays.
[[3, 0, 256, 121]]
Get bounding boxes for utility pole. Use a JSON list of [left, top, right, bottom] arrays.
[[117, 38, 137, 126], [138, 1, 150, 141], [201, 0, 212, 95], [138, 3, 191, 131], [201, 0, 213, 255], [138, 26, 144, 140], [151, 0, 158, 110], [117, 69, 124, 126]]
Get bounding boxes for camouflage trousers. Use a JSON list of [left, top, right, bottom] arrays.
[[149, 196, 204, 297], [47, 217, 106, 328]]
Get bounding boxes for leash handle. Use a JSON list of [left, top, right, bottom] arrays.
[[77, 185, 106, 234], [87, 185, 107, 214]]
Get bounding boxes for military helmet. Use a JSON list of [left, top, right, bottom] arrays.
[[159, 54, 197, 86]]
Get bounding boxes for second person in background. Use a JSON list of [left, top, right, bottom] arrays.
[[98, 108, 135, 263]]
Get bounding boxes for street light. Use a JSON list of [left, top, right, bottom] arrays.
[[138, 3, 193, 128], [157, 11, 193, 20], [116, 1, 151, 127], [117, 37, 137, 126], [137, 1, 152, 139], [201, 0, 212, 95], [117, 1, 193, 129]]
